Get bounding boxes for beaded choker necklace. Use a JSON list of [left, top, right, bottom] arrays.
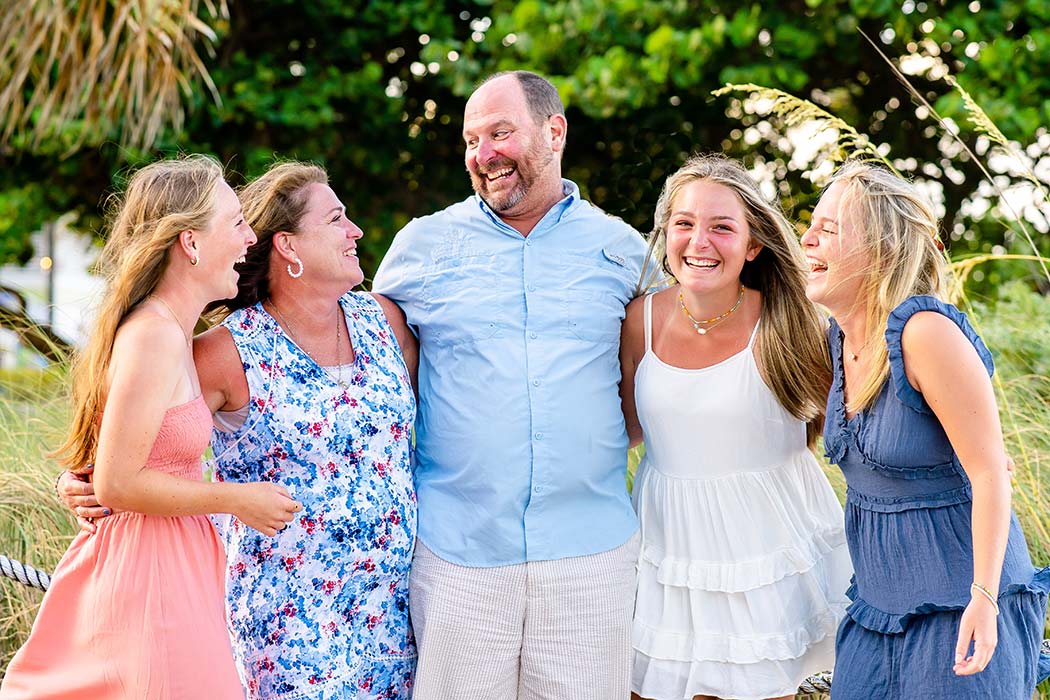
[[678, 285, 745, 335]]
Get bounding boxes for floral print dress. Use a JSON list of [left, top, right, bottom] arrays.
[[211, 292, 416, 700]]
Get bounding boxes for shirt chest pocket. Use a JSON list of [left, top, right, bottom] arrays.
[[549, 255, 632, 344], [419, 255, 515, 347], [559, 289, 624, 343]]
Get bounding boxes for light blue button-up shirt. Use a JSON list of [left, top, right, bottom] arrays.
[[373, 180, 647, 566]]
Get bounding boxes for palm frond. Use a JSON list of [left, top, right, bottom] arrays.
[[712, 83, 896, 173], [0, 0, 227, 153]]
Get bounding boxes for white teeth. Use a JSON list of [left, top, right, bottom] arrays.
[[343, 250, 357, 258], [684, 257, 718, 269], [235, 256, 246, 263], [486, 168, 513, 181], [806, 257, 827, 272]]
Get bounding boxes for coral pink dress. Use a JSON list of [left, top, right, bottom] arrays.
[[0, 396, 243, 700]]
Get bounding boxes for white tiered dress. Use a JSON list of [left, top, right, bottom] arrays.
[[630, 294, 852, 700]]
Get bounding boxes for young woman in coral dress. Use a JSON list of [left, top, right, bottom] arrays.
[[0, 155, 300, 700]]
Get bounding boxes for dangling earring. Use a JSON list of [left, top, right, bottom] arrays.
[[287, 258, 304, 278], [191, 255, 199, 266]]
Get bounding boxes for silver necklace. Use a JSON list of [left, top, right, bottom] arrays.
[[267, 301, 348, 389]]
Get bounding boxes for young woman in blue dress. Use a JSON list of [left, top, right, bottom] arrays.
[[801, 161, 1049, 699]]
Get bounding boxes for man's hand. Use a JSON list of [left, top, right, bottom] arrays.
[[57, 465, 112, 533]]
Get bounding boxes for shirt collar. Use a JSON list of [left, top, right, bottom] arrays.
[[475, 178, 580, 233]]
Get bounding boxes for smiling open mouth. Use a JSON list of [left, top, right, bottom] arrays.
[[683, 257, 718, 270], [484, 167, 515, 182]]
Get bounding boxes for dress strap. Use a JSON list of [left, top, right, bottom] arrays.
[[745, 315, 761, 349], [643, 293, 654, 354]]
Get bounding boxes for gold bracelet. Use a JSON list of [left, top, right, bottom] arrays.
[[970, 582, 1001, 616]]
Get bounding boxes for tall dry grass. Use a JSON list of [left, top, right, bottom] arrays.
[[0, 367, 77, 667]]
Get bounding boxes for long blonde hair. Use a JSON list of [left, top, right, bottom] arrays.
[[643, 154, 832, 431], [208, 161, 328, 319], [828, 161, 948, 412], [55, 155, 225, 470]]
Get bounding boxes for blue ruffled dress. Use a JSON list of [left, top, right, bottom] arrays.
[[825, 296, 1050, 699]]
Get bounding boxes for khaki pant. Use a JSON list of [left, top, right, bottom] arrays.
[[409, 534, 641, 700]]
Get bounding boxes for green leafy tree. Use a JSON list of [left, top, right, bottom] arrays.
[[1, 0, 1048, 292]]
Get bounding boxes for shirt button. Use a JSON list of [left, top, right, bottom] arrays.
[[529, 331, 538, 339], [534, 432, 543, 440], [532, 379, 541, 386], [527, 284, 536, 292], [534, 484, 544, 493]]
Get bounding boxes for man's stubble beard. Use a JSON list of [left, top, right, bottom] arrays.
[[470, 142, 555, 213]]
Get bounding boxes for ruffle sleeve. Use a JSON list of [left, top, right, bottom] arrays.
[[884, 295, 994, 414]]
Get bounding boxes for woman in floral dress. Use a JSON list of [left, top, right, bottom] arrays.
[[195, 161, 419, 700]]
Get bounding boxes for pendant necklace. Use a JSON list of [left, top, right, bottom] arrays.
[[678, 285, 745, 335], [267, 301, 348, 389]]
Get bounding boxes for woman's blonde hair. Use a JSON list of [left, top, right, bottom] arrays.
[[642, 154, 832, 433], [55, 154, 226, 470], [827, 161, 948, 412], [208, 161, 328, 318]]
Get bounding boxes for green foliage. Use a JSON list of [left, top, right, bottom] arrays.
[[2, 0, 1049, 278]]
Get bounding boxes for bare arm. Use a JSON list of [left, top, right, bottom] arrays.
[[900, 311, 1010, 676], [194, 325, 250, 413], [619, 296, 647, 449], [372, 292, 419, 393], [91, 318, 298, 535]]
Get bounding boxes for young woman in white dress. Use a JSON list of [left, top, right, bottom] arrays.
[[620, 154, 852, 700]]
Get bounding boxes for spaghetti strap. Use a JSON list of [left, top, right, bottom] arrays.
[[746, 316, 761, 349], [644, 293, 654, 354]]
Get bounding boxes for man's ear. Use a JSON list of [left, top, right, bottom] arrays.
[[548, 114, 568, 154]]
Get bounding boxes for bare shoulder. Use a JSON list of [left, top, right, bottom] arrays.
[[900, 310, 985, 392], [112, 311, 186, 368], [193, 324, 240, 370], [621, 293, 650, 359], [369, 292, 406, 323], [900, 310, 966, 353], [107, 311, 186, 399]]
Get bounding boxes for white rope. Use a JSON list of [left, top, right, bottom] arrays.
[[0, 554, 50, 591]]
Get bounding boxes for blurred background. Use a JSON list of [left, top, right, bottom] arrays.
[[1, 0, 1048, 354]]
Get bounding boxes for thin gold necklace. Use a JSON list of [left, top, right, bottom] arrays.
[[844, 339, 869, 362], [678, 285, 745, 335], [267, 300, 347, 389], [148, 294, 192, 343]]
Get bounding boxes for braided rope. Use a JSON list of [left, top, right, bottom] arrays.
[[0, 554, 50, 592], [1, 555, 1048, 694], [798, 671, 833, 694]]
